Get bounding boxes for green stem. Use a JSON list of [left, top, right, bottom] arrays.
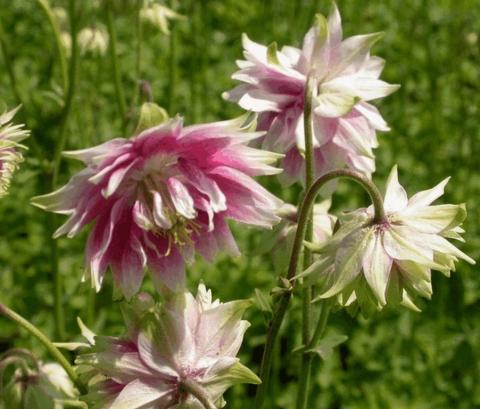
[[190, 0, 200, 122], [167, 0, 178, 115], [0, 303, 87, 394], [135, 0, 142, 85], [36, 0, 68, 91], [131, 0, 143, 112], [105, 1, 127, 130], [254, 169, 386, 409], [50, 0, 79, 341], [297, 74, 315, 409], [181, 378, 216, 409]]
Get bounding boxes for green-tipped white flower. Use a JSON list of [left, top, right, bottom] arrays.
[[0, 107, 29, 197], [69, 285, 260, 408], [140, 2, 184, 35], [0, 350, 77, 409], [304, 166, 475, 313], [77, 27, 109, 56]]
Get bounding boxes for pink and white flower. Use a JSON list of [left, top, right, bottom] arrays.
[[303, 166, 475, 312], [69, 284, 260, 408], [32, 116, 282, 298], [0, 106, 29, 197], [224, 3, 399, 186]]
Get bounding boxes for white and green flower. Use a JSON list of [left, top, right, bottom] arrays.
[[0, 106, 29, 197], [304, 166, 475, 312]]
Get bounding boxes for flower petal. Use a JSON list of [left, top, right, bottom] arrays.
[[383, 165, 408, 213], [362, 232, 393, 305]]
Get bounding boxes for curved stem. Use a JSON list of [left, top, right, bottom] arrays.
[[0, 303, 87, 395], [105, 1, 127, 130], [254, 169, 385, 409], [36, 0, 68, 91], [181, 378, 216, 409], [297, 73, 315, 409], [50, 0, 79, 342]]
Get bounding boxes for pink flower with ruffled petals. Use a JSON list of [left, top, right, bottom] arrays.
[[224, 3, 399, 186], [32, 116, 282, 298]]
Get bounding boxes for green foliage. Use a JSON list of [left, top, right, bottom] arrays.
[[0, 0, 479, 408]]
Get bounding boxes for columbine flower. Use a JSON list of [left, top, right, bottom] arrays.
[[78, 27, 109, 56], [0, 106, 29, 197], [304, 166, 475, 312], [0, 350, 77, 409], [224, 3, 399, 186], [69, 284, 259, 408], [32, 116, 282, 298], [261, 199, 336, 269], [140, 2, 184, 35]]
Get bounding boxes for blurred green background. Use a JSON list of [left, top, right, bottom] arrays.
[[1, 0, 479, 408]]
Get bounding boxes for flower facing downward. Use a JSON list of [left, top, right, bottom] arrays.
[[32, 116, 282, 299], [78, 26, 109, 56], [304, 166, 475, 312], [0, 107, 29, 197], [224, 3, 399, 186], [0, 350, 77, 409], [140, 1, 184, 35], [70, 284, 260, 409]]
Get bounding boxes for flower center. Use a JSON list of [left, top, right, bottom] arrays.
[[133, 154, 200, 254]]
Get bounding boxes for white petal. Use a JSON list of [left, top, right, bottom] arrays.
[[152, 192, 173, 229], [320, 227, 374, 298], [362, 232, 393, 305], [167, 178, 196, 219], [109, 379, 174, 409], [355, 102, 390, 131], [314, 91, 358, 118], [406, 177, 450, 209], [400, 204, 466, 234], [383, 165, 408, 213]]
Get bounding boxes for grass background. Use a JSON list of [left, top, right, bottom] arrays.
[[0, 0, 479, 408]]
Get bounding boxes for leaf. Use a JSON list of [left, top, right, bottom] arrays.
[[306, 334, 349, 360], [253, 288, 272, 315]]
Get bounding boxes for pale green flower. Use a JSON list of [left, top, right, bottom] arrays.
[[140, 2, 184, 35], [0, 350, 77, 409], [77, 27, 109, 56], [0, 107, 29, 197]]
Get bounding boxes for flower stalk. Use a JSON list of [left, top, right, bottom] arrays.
[[105, 0, 127, 129], [254, 169, 386, 409], [181, 379, 217, 409], [50, 0, 79, 342], [0, 303, 86, 395], [297, 73, 315, 409], [36, 0, 68, 91]]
